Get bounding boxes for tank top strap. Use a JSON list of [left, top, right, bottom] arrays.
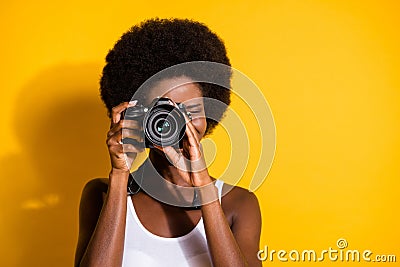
[[214, 179, 224, 203]]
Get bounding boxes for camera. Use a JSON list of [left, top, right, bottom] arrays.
[[122, 97, 190, 148]]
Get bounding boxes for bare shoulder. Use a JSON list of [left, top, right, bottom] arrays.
[[80, 178, 109, 203], [82, 178, 109, 195], [220, 182, 262, 266], [75, 178, 109, 267], [221, 183, 260, 209], [220, 182, 261, 225], [78, 178, 110, 225], [77, 178, 110, 240]]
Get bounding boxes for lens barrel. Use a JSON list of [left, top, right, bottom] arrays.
[[143, 98, 186, 148]]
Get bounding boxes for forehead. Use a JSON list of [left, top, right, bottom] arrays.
[[146, 76, 203, 104]]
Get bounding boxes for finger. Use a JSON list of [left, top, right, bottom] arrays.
[[184, 123, 202, 155], [109, 124, 145, 147], [111, 100, 138, 125], [162, 146, 186, 170], [122, 138, 145, 150], [121, 119, 142, 130], [182, 122, 207, 171], [161, 146, 180, 163], [107, 129, 144, 154], [111, 102, 129, 125], [106, 130, 122, 146], [181, 140, 207, 172], [107, 122, 122, 138], [185, 120, 200, 144], [122, 144, 144, 153], [163, 147, 194, 181], [127, 100, 138, 108], [121, 128, 144, 142], [108, 118, 142, 139]]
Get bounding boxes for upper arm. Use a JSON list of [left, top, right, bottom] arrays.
[[74, 178, 108, 267], [229, 188, 262, 267]]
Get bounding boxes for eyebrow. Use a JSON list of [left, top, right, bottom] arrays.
[[185, 103, 202, 109]]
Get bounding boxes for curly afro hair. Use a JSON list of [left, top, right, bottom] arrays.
[[100, 18, 232, 135]]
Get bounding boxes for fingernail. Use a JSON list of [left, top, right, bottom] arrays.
[[128, 100, 138, 106]]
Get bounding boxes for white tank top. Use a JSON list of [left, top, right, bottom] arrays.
[[122, 180, 224, 267]]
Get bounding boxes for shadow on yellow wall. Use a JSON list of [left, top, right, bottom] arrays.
[[0, 63, 110, 266]]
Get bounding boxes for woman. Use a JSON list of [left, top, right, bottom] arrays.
[[75, 18, 261, 267]]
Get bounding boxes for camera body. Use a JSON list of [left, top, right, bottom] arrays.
[[123, 97, 190, 148]]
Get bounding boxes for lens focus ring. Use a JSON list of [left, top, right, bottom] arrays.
[[143, 103, 186, 147]]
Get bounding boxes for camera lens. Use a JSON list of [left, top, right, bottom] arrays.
[[155, 119, 171, 135], [143, 102, 186, 147]]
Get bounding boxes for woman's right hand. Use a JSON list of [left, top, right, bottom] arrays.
[[106, 101, 144, 172]]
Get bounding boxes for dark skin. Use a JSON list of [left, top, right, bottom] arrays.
[[75, 77, 262, 267]]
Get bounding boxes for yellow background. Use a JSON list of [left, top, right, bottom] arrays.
[[1, 0, 399, 266]]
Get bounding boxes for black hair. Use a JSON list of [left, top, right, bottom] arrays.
[[100, 18, 232, 135]]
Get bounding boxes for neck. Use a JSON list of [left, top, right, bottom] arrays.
[[148, 148, 191, 187]]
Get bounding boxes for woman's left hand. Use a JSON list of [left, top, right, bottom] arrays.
[[161, 119, 212, 187]]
